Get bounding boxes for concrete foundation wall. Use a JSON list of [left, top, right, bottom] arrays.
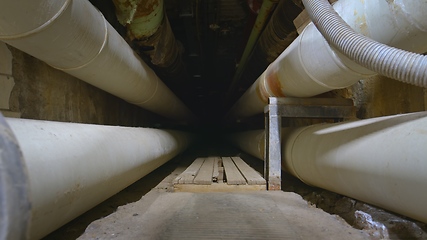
[[336, 75, 427, 119], [1, 43, 162, 127]]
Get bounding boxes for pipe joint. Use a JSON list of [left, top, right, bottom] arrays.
[[51, 10, 109, 72], [0, 0, 71, 40]]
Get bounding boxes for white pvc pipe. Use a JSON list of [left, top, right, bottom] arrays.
[[229, 130, 265, 160], [303, 0, 427, 88], [6, 118, 193, 239], [229, 112, 427, 223], [0, 0, 195, 122], [228, 0, 427, 119]]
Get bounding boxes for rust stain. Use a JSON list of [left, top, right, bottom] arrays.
[[113, 0, 132, 9], [134, 0, 160, 18], [256, 71, 285, 103], [265, 70, 286, 97]]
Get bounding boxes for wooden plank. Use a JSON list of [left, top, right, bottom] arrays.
[[212, 157, 220, 182], [222, 157, 246, 185], [218, 167, 224, 182], [173, 158, 205, 184], [231, 157, 266, 185], [193, 157, 215, 185], [174, 182, 266, 192]]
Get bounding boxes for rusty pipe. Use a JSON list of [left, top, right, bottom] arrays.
[[113, 0, 186, 82]]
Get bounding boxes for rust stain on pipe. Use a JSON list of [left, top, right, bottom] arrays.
[[236, 0, 302, 93], [256, 70, 286, 103], [113, 0, 185, 82], [132, 16, 185, 80], [266, 70, 286, 97], [134, 0, 160, 18]]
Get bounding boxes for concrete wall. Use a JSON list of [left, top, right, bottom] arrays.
[[0, 42, 16, 117], [1, 42, 163, 127], [336, 75, 427, 119]]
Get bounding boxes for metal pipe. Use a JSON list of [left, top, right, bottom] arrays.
[[229, 0, 301, 97], [5, 117, 193, 239], [227, 0, 278, 95], [113, 0, 164, 39], [0, 0, 195, 121], [229, 112, 427, 223], [113, 0, 186, 82], [227, 0, 427, 120]]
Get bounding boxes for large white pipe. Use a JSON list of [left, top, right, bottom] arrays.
[[5, 118, 193, 239], [228, 0, 427, 119], [0, 0, 195, 122], [229, 112, 427, 223]]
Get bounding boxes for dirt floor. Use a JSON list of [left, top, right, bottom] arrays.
[[77, 191, 369, 239]]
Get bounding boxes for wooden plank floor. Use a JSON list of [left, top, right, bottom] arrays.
[[173, 156, 266, 192]]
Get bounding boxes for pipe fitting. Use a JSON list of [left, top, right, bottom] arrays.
[[0, 0, 106, 70], [0, 0, 71, 38]]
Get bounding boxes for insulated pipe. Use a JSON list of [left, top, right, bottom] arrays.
[[5, 118, 193, 239], [227, 0, 427, 119], [113, 0, 164, 39], [113, 0, 186, 81], [229, 112, 427, 223], [0, 0, 195, 122]]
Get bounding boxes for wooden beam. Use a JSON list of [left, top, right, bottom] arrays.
[[173, 158, 205, 184], [231, 157, 266, 185], [194, 157, 215, 185], [222, 157, 246, 185]]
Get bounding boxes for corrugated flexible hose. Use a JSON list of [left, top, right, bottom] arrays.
[[302, 0, 427, 88]]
